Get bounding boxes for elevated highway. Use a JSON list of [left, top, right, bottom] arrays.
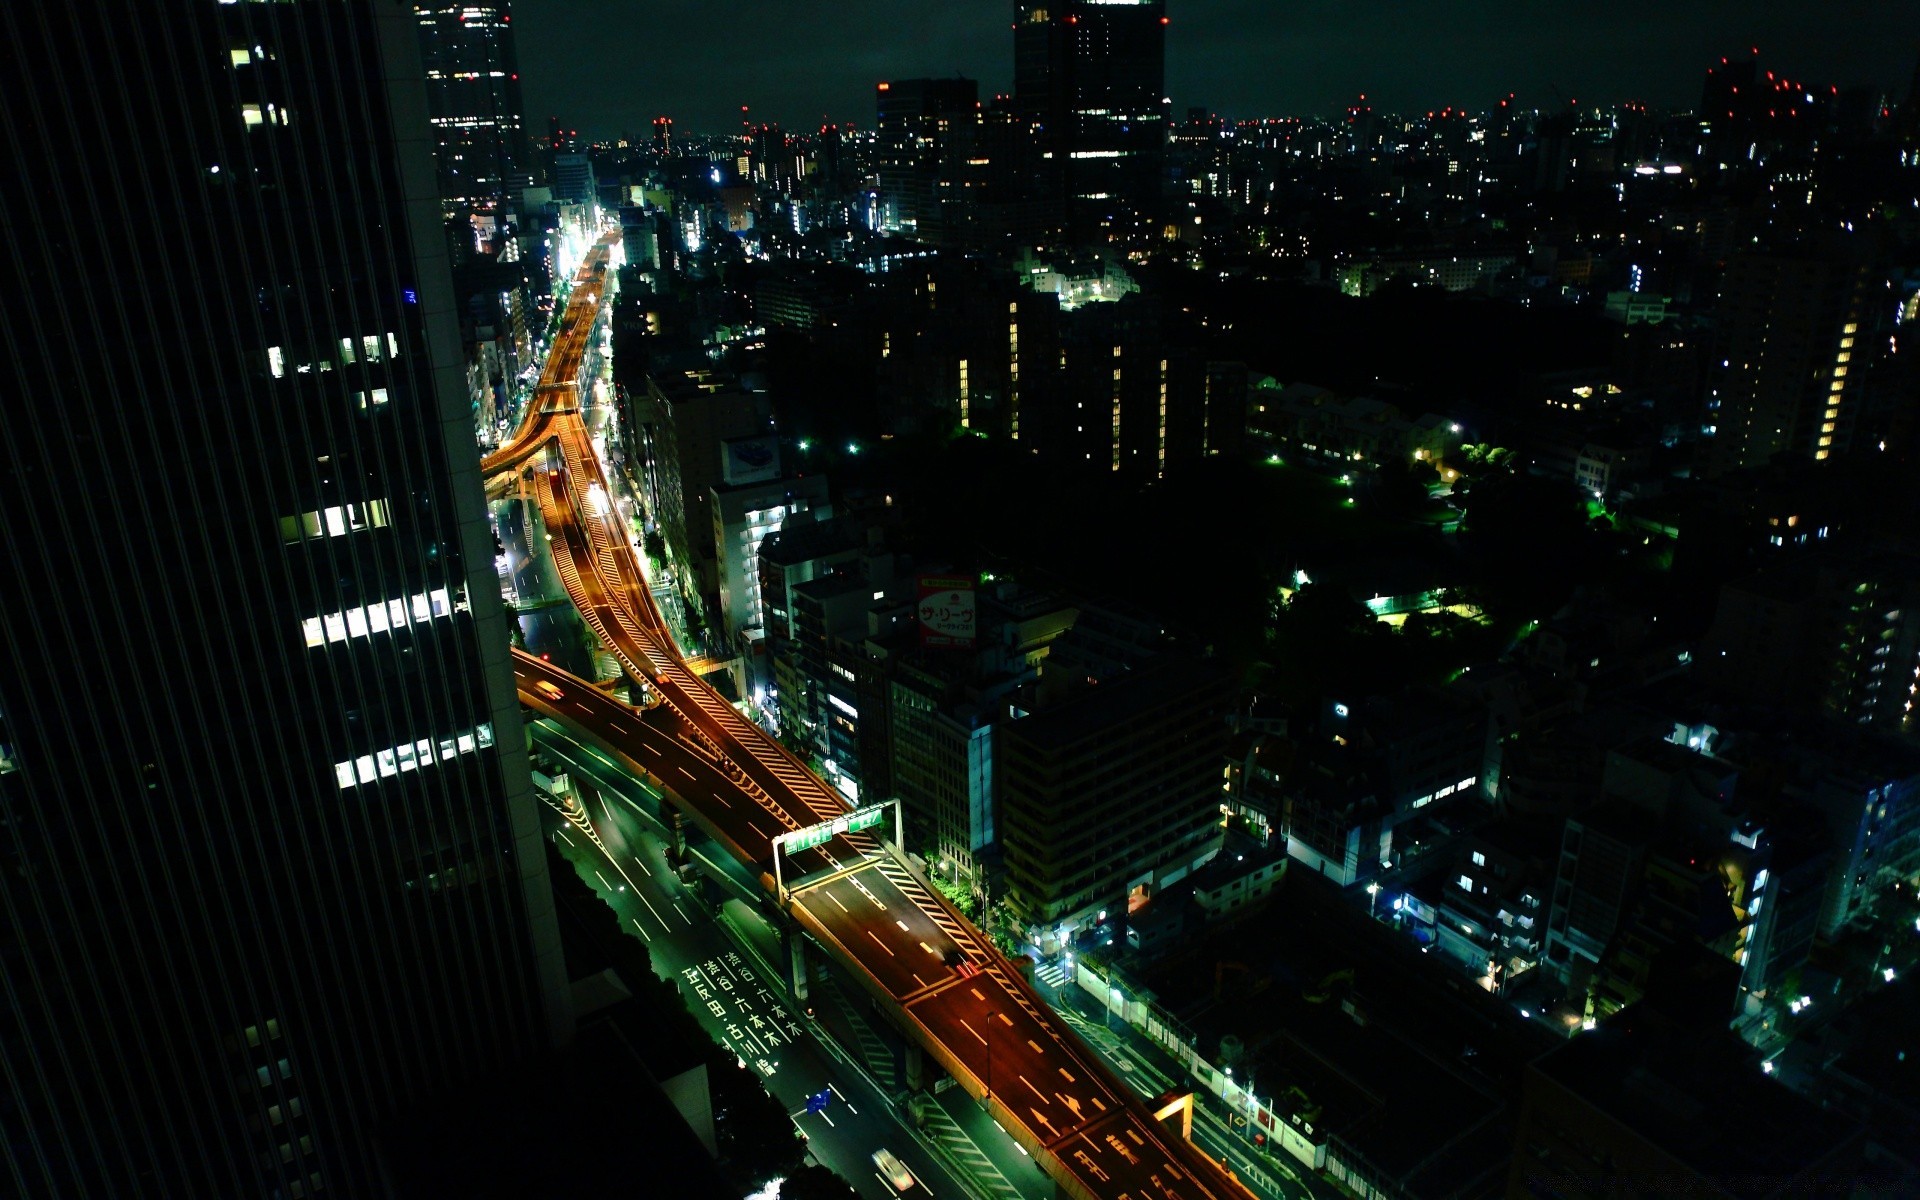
[[499, 231, 1255, 1200]]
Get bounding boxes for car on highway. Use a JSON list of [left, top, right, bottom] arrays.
[[872, 1149, 914, 1192], [533, 680, 565, 701]]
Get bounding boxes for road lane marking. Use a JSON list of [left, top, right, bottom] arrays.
[[828, 1083, 857, 1115], [631, 917, 651, 943], [636, 891, 671, 933], [828, 891, 850, 913], [1019, 1075, 1048, 1104], [554, 827, 575, 846], [958, 1019, 987, 1046], [673, 901, 692, 926], [970, 988, 986, 1001], [896, 919, 911, 931], [920, 942, 938, 956], [911, 972, 929, 989], [632, 855, 651, 876], [675, 765, 694, 778], [866, 930, 895, 956], [1059, 1068, 1077, 1083]]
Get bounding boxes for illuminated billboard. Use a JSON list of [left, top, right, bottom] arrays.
[[722, 434, 781, 485], [917, 575, 976, 648]]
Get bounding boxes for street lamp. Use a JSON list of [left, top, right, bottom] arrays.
[[1366, 881, 1381, 920]]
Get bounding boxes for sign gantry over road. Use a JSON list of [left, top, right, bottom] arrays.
[[771, 799, 901, 900]]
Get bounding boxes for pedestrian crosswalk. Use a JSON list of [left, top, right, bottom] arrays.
[[1033, 960, 1071, 989], [820, 977, 897, 1091], [916, 1100, 1025, 1200]]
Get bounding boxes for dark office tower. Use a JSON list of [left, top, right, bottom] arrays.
[[816, 122, 844, 196], [1706, 244, 1874, 476], [876, 78, 980, 234], [0, 5, 569, 1198], [416, 3, 538, 218], [1013, 0, 1169, 232]]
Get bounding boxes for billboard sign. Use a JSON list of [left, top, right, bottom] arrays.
[[721, 434, 781, 485], [917, 575, 976, 648]]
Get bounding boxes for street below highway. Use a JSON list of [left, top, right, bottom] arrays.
[[546, 770, 1016, 1200]]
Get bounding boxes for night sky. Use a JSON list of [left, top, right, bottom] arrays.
[[516, 1, 1917, 139]]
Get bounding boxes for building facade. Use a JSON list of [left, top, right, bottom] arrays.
[[0, 5, 567, 1196], [1013, 0, 1169, 232], [999, 656, 1233, 944], [415, 2, 538, 220]]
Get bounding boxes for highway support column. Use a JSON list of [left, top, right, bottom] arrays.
[[784, 921, 810, 1007], [904, 1041, 924, 1094]]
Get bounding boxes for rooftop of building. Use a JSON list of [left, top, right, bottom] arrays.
[[1531, 1007, 1861, 1193], [1009, 654, 1232, 749], [757, 512, 865, 567]]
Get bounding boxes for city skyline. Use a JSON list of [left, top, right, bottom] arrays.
[[518, 0, 1917, 137]]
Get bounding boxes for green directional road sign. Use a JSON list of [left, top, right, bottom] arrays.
[[780, 803, 889, 854]]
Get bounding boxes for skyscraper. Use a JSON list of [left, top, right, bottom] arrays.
[[416, 2, 538, 219], [1706, 243, 1874, 476], [875, 77, 980, 234], [0, 5, 568, 1196], [1013, 0, 1169, 231]]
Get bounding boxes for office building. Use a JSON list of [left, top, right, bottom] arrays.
[[639, 371, 775, 628], [415, 2, 538, 220], [875, 77, 980, 235], [552, 150, 598, 207], [1013, 0, 1169, 231], [999, 655, 1232, 946], [787, 565, 915, 802], [711, 472, 832, 656], [0, 5, 568, 1196], [1283, 687, 1489, 887]]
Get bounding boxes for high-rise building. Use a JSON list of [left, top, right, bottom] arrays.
[[999, 655, 1232, 946], [875, 77, 980, 234], [639, 371, 775, 628], [0, 5, 569, 1196], [552, 150, 598, 207], [1013, 0, 1169, 231], [1706, 244, 1874, 476], [416, 3, 538, 218]]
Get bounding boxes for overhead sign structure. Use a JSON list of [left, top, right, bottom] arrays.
[[779, 804, 888, 854], [917, 575, 977, 648], [771, 799, 901, 901]]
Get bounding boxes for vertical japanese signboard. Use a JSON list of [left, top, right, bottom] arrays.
[[917, 575, 976, 648]]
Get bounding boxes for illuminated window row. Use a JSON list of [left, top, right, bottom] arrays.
[[242, 103, 292, 128], [334, 723, 494, 789], [267, 333, 399, 378], [1411, 776, 1478, 809], [280, 500, 390, 544], [302, 587, 452, 648]]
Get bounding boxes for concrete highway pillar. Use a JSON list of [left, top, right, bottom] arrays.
[[904, 1041, 925, 1094], [785, 926, 811, 1007], [666, 808, 688, 867]]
